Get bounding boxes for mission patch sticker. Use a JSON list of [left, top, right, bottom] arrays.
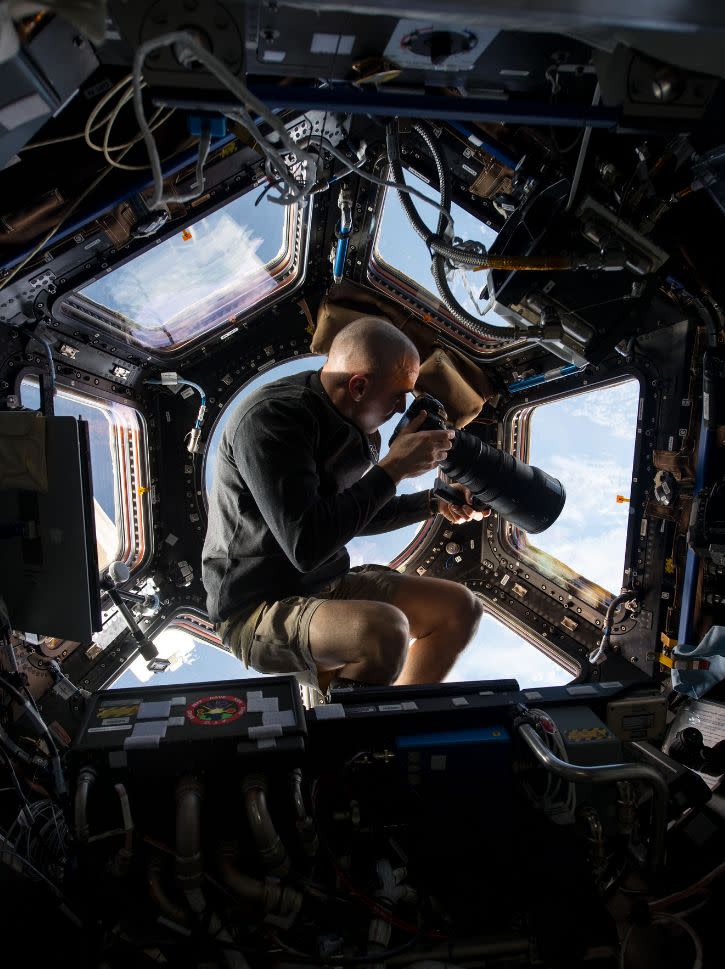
[[185, 695, 246, 726]]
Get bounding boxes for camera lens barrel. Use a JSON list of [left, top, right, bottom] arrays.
[[441, 430, 566, 534]]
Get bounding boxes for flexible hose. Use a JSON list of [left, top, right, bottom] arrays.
[[589, 591, 637, 665], [412, 122, 451, 239], [430, 253, 504, 337], [472, 255, 575, 271], [387, 122, 479, 268], [385, 122, 520, 342]]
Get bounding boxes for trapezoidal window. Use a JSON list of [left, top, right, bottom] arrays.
[[504, 380, 641, 604], [447, 607, 573, 687], [108, 613, 255, 689], [369, 168, 514, 344], [20, 377, 149, 573], [62, 193, 305, 353], [203, 356, 437, 569]]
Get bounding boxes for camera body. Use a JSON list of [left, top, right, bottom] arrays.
[[389, 392, 452, 440], [390, 393, 566, 534]]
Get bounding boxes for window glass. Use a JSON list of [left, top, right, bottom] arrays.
[[373, 170, 511, 328], [446, 610, 572, 686], [21, 378, 147, 572], [109, 623, 253, 689], [76, 194, 297, 351], [203, 356, 437, 567], [108, 608, 570, 691], [516, 381, 640, 595]]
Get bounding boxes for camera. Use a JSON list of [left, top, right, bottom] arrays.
[[390, 393, 566, 534]]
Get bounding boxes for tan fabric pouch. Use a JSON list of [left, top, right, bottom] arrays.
[[311, 279, 495, 428], [311, 279, 417, 354], [416, 348, 485, 428]]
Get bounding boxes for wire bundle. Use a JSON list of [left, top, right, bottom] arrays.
[[83, 73, 176, 173], [5, 797, 69, 876]]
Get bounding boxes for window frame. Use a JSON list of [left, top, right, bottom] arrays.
[[498, 373, 644, 609], [200, 353, 437, 572], [365, 160, 527, 357], [106, 608, 318, 706], [474, 595, 579, 683], [54, 188, 309, 358], [18, 371, 152, 574]]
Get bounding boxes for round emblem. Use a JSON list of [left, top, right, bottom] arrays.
[[186, 695, 246, 726]]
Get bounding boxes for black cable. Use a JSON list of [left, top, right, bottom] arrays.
[[0, 671, 66, 797], [385, 120, 519, 342], [0, 747, 32, 817], [255, 177, 282, 206]]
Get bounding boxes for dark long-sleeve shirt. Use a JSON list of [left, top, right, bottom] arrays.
[[202, 369, 432, 622]]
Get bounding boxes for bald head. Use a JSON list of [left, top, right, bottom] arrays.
[[320, 316, 420, 434], [325, 316, 419, 377]]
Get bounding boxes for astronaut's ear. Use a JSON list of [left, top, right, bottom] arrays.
[[349, 374, 369, 402]]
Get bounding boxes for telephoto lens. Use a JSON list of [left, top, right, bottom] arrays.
[[390, 393, 566, 534]]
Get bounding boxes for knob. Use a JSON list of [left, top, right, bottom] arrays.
[[108, 561, 130, 586], [668, 727, 705, 769]]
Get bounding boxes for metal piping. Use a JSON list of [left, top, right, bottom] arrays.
[[216, 845, 268, 907], [175, 775, 205, 913], [242, 774, 290, 876], [147, 855, 189, 925], [217, 843, 302, 919], [290, 768, 318, 856], [518, 723, 668, 873], [74, 766, 97, 842]]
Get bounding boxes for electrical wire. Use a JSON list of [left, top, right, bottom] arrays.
[[87, 75, 176, 171], [0, 672, 66, 797], [0, 718, 50, 771], [321, 137, 455, 229], [145, 374, 207, 454], [0, 747, 33, 820], [132, 32, 319, 209], [589, 591, 637, 666], [132, 29, 461, 223], [22, 72, 175, 172], [20, 73, 135, 150]]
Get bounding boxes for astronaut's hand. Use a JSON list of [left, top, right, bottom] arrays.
[[437, 484, 490, 525]]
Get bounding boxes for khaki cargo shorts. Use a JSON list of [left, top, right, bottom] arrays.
[[217, 565, 402, 692]]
